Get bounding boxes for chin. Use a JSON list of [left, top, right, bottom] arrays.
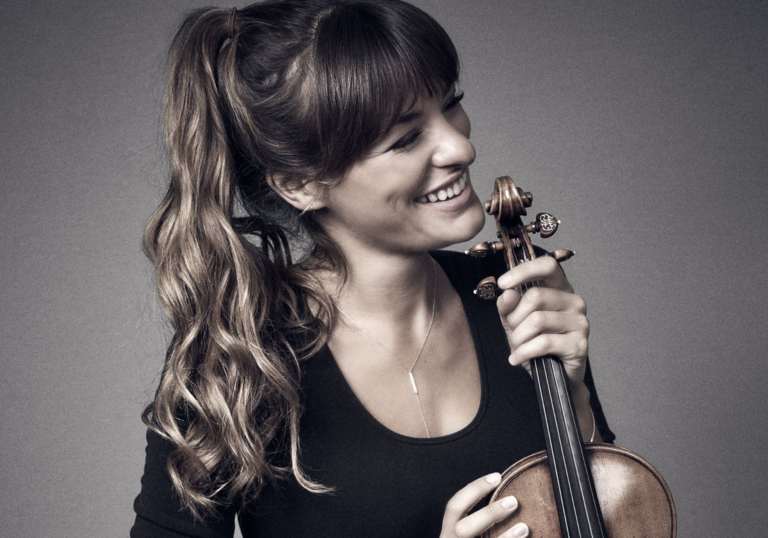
[[461, 190, 487, 230], [435, 196, 487, 249]]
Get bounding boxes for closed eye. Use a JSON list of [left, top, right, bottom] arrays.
[[386, 92, 464, 153], [389, 129, 423, 152]]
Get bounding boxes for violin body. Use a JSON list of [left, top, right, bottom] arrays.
[[468, 176, 676, 537], [483, 444, 676, 538]]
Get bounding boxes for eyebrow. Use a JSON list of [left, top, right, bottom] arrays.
[[391, 85, 457, 127], [393, 110, 422, 126]]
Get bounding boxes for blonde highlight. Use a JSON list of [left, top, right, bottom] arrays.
[[142, 7, 334, 518]]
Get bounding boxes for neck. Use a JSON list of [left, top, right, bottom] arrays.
[[333, 250, 436, 324]]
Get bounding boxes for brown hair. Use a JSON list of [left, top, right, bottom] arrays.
[[143, 0, 459, 517]]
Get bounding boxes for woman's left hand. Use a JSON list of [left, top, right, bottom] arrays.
[[495, 256, 590, 393]]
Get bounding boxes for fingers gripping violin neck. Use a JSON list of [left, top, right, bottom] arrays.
[[466, 176, 676, 538]]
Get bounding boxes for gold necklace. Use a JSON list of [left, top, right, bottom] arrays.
[[334, 260, 437, 438]]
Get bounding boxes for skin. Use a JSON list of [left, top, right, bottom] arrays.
[[269, 90, 596, 538]]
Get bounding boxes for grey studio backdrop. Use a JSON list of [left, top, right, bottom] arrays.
[[1, 0, 766, 536]]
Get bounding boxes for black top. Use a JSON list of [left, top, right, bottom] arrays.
[[131, 250, 614, 538]]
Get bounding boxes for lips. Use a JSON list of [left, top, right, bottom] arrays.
[[416, 173, 468, 204]]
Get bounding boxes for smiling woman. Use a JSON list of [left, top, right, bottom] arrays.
[[131, 1, 612, 537], [284, 91, 486, 258]]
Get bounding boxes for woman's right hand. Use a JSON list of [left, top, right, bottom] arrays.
[[440, 473, 529, 538]]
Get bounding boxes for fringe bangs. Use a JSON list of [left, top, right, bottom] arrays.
[[310, 1, 460, 175]]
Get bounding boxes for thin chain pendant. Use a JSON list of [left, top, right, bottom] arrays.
[[334, 259, 437, 438], [408, 371, 418, 394]]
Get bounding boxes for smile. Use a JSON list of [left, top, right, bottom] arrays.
[[416, 174, 467, 204]]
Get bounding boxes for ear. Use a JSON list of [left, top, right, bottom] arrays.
[[266, 172, 327, 212]]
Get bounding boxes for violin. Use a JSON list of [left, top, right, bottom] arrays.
[[466, 176, 676, 537]]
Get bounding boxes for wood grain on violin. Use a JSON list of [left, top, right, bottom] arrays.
[[467, 176, 675, 538]]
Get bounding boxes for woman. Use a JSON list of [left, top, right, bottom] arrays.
[[131, 1, 613, 537]]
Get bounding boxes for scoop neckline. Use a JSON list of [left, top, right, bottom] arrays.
[[320, 250, 490, 445]]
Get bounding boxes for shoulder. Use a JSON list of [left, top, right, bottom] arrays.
[[432, 243, 552, 273], [131, 429, 238, 537]]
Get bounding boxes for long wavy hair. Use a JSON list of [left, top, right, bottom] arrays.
[[143, 0, 459, 518]]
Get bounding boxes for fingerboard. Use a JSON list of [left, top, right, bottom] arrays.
[[529, 350, 607, 537]]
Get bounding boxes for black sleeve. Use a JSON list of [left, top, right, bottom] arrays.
[[130, 429, 238, 538], [583, 360, 615, 443], [528, 245, 615, 443]]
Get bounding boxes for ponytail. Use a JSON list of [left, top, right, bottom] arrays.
[[143, 7, 330, 518]]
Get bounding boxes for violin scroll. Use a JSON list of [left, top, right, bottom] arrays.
[[467, 176, 573, 299], [482, 175, 532, 221]]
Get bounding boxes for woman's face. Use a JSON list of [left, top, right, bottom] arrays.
[[316, 89, 486, 257]]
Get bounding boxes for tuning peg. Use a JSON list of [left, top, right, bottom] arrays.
[[547, 249, 575, 263], [524, 212, 560, 238], [517, 188, 533, 208], [473, 276, 499, 300], [465, 241, 504, 258]]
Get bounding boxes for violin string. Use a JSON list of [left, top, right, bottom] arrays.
[[534, 257, 600, 537], [513, 243, 578, 537], [513, 240, 599, 536], [542, 349, 581, 537], [511, 246, 570, 536], [554, 315, 604, 536], [559, 360, 604, 537], [529, 256, 587, 535], [527, 251, 589, 536], [533, 358, 572, 536], [530, 359, 568, 531]]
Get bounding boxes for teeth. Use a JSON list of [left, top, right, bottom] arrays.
[[418, 174, 468, 203]]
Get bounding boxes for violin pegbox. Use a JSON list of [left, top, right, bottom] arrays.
[[465, 176, 573, 299]]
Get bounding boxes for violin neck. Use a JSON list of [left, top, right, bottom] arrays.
[[530, 352, 608, 537], [497, 205, 608, 535]]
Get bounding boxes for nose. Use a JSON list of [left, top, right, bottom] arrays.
[[431, 113, 476, 169]]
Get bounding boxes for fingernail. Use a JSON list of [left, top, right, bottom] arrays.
[[512, 523, 529, 537], [485, 472, 501, 484], [508, 352, 515, 365], [497, 274, 510, 288], [501, 496, 517, 510]]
